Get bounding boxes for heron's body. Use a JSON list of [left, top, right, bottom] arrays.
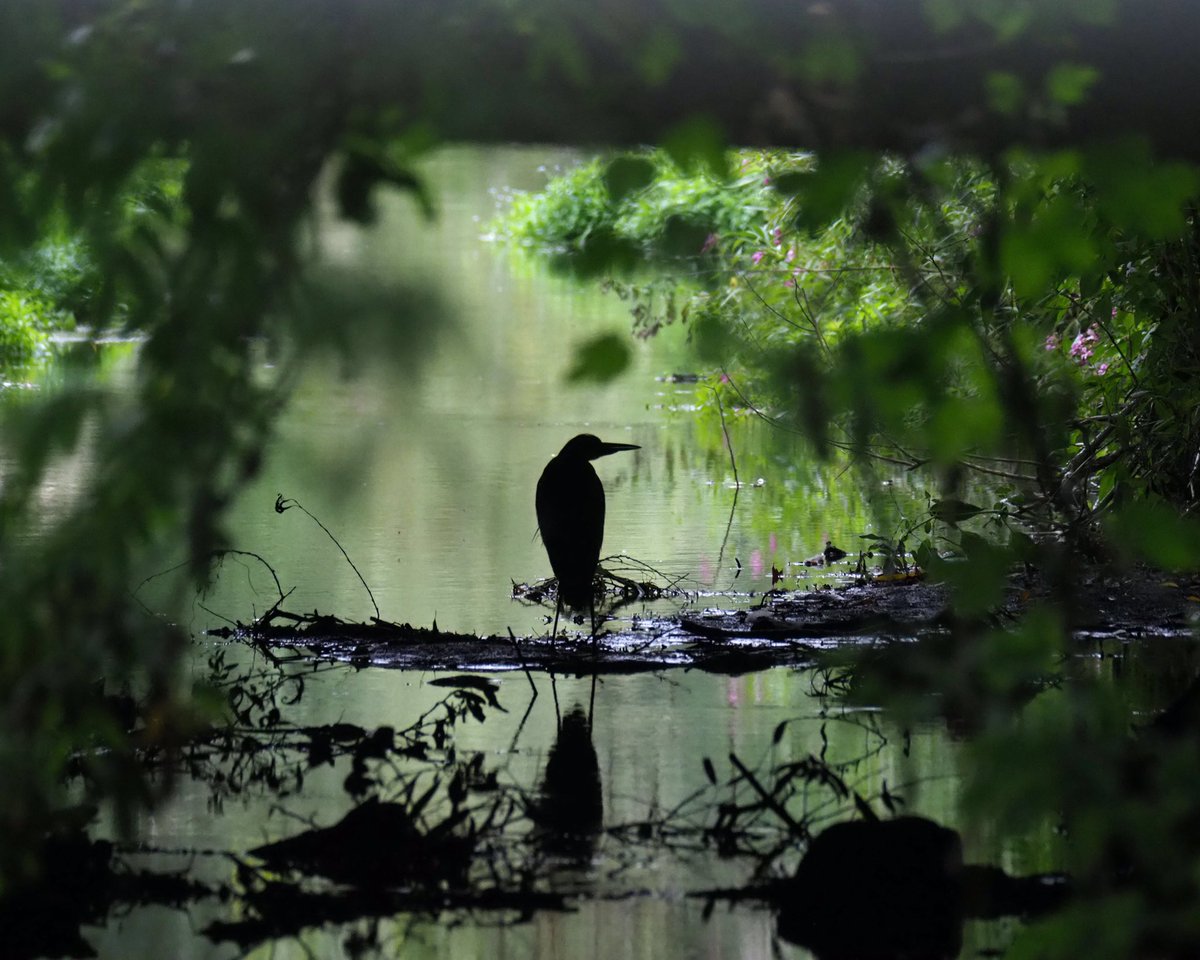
[[536, 434, 639, 632], [537, 453, 606, 609]]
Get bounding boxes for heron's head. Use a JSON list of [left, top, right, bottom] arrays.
[[558, 433, 640, 461]]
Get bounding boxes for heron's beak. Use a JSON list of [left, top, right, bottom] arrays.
[[596, 442, 640, 458]]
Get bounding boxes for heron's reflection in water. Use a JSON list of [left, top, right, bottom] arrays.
[[529, 704, 603, 860]]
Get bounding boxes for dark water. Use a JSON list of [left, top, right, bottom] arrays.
[[28, 147, 1049, 959]]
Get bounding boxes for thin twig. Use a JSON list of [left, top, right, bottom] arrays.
[[738, 269, 806, 333], [134, 549, 286, 605], [507, 690, 537, 756], [506, 626, 538, 700], [197, 602, 239, 628], [713, 387, 740, 577], [1092, 311, 1140, 388], [275, 494, 380, 621], [713, 387, 740, 490], [718, 369, 800, 433]]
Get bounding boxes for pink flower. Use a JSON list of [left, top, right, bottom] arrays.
[[751, 250, 764, 264], [762, 175, 772, 186], [1044, 333, 1061, 351], [1096, 362, 1109, 375], [783, 278, 796, 288], [1069, 326, 1100, 365], [786, 247, 796, 262], [701, 233, 719, 253], [772, 226, 783, 246]]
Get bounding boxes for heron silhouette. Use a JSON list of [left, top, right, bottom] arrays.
[[536, 433, 639, 639]]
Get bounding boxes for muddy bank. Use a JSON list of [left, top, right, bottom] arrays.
[[211, 566, 1198, 674]]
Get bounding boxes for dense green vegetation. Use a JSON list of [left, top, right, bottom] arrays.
[[490, 151, 773, 260], [0, 242, 87, 364], [0, 158, 186, 364], [4, 1, 1200, 957]]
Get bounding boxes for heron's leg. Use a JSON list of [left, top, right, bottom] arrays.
[[549, 592, 563, 727]]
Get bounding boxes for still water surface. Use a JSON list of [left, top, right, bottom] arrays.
[[67, 148, 1020, 958]]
